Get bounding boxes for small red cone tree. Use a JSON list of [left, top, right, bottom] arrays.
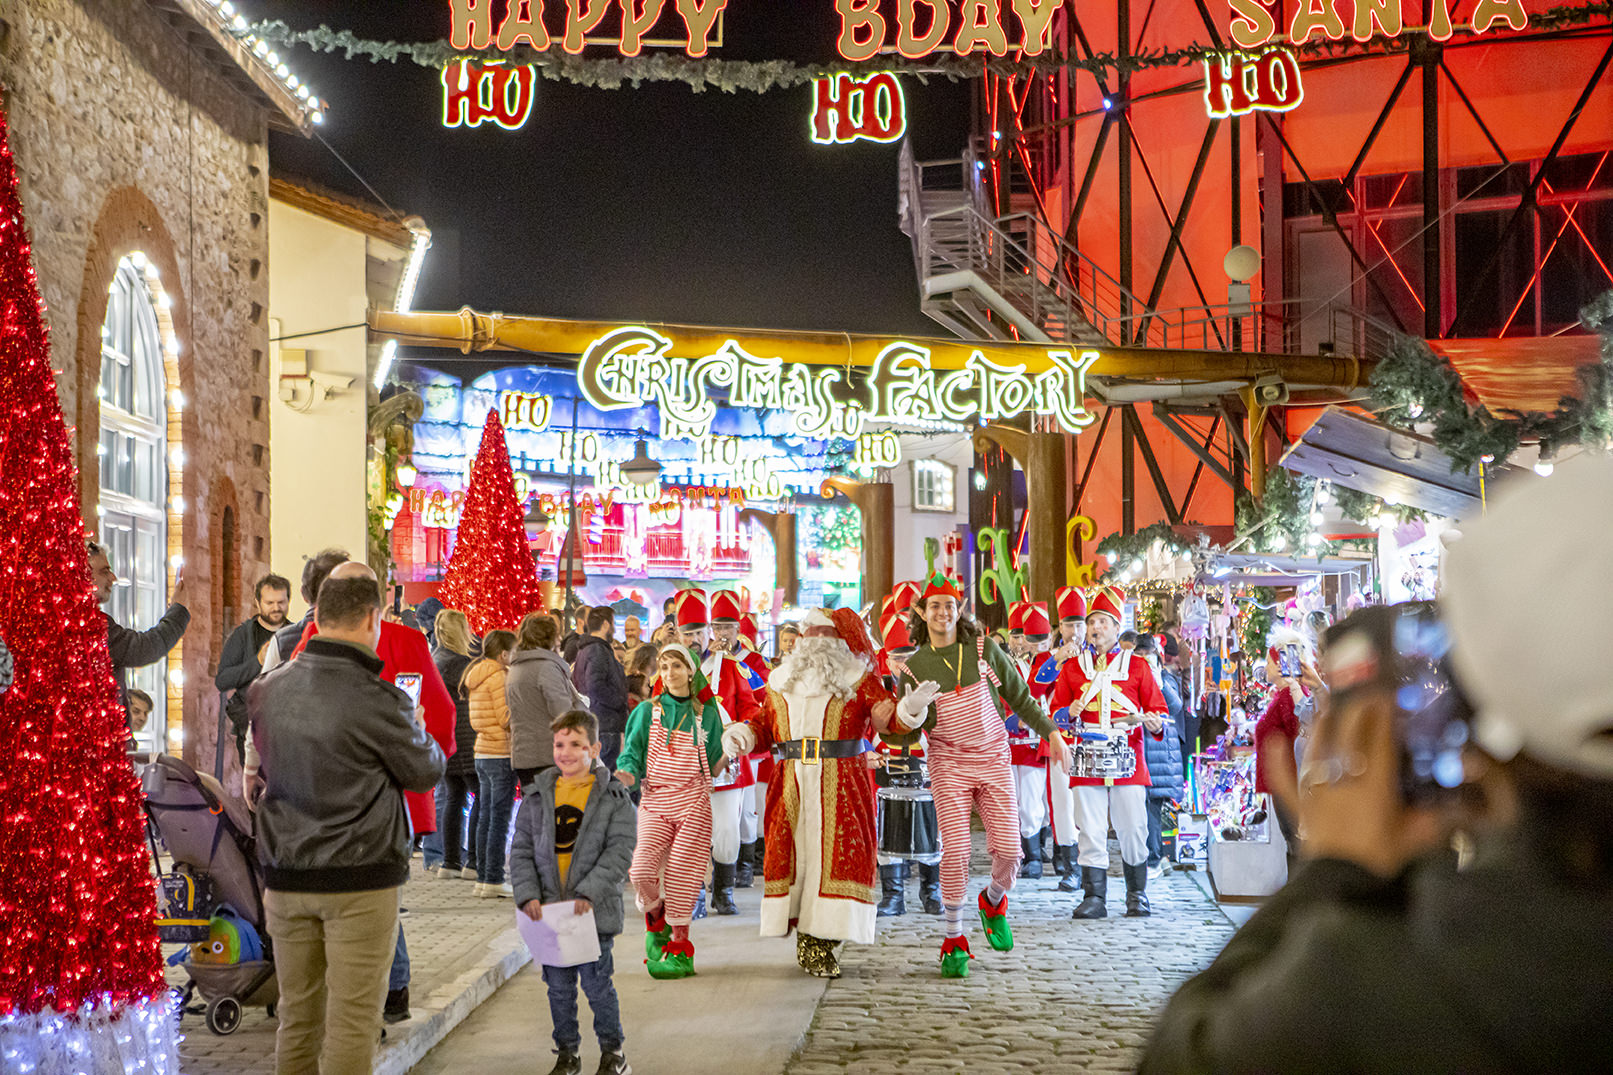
[[439, 410, 542, 633], [0, 93, 176, 1069]]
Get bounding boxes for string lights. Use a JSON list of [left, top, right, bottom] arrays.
[[437, 411, 543, 633], [0, 94, 176, 1070]]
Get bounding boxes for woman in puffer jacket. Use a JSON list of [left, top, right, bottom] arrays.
[[466, 629, 518, 897]]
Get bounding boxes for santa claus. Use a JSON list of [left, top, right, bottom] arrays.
[[721, 608, 896, 978]]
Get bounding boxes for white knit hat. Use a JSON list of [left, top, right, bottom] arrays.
[[1442, 451, 1613, 778]]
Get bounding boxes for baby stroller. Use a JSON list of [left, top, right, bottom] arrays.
[[142, 754, 277, 1035]]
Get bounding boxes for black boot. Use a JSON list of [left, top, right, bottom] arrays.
[[1019, 838, 1043, 879], [917, 861, 943, 915], [734, 842, 755, 889], [711, 860, 738, 916], [1056, 847, 1082, 893], [1039, 825, 1053, 863], [1124, 862, 1151, 917], [691, 885, 708, 920], [877, 862, 906, 916], [1072, 867, 1108, 919]]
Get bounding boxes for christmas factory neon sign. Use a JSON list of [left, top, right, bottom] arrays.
[[577, 325, 1098, 440]]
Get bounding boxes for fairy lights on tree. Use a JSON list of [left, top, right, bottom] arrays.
[[439, 410, 543, 633]]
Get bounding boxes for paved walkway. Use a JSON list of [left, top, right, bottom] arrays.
[[784, 837, 1236, 1074], [172, 861, 529, 1075]]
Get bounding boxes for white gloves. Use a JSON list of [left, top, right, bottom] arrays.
[[721, 722, 757, 758], [895, 681, 941, 730]]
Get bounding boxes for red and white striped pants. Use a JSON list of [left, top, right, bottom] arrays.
[[929, 749, 1021, 906], [630, 784, 713, 927]]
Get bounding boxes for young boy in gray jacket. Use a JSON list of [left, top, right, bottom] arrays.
[[511, 709, 638, 1075]]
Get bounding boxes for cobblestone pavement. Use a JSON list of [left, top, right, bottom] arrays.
[[785, 835, 1236, 1075], [171, 861, 528, 1075]]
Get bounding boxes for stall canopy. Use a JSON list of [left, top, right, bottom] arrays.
[[1200, 552, 1371, 588], [1279, 407, 1515, 520]]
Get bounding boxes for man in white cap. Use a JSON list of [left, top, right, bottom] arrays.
[[1142, 452, 1613, 1072]]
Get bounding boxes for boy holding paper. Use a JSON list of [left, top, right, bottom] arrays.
[[512, 709, 637, 1075]]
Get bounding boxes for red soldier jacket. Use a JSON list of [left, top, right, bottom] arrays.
[[1048, 647, 1168, 788]]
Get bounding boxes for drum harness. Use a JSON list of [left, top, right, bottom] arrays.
[[1066, 649, 1143, 786]]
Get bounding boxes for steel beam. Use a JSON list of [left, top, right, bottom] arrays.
[[1152, 404, 1236, 489], [1125, 406, 1182, 524]]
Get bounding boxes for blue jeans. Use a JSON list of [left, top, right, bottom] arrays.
[[473, 758, 516, 885], [542, 936, 622, 1054], [389, 923, 409, 991], [436, 770, 479, 872], [422, 777, 448, 869]]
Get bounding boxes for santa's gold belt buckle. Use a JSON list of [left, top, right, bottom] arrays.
[[801, 737, 821, 764]]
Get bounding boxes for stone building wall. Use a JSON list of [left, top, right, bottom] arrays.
[[0, 0, 275, 769]]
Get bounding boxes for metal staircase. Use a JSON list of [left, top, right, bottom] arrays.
[[898, 140, 1150, 349]]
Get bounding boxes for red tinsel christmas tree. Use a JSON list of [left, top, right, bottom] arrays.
[[439, 410, 542, 633], [0, 95, 176, 1067]]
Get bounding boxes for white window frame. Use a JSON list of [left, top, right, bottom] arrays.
[[911, 459, 956, 514]]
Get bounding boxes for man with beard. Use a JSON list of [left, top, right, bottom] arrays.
[[722, 608, 896, 978], [216, 573, 292, 764], [892, 574, 1071, 978]]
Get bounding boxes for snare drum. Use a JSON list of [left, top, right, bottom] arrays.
[[1071, 734, 1138, 781], [876, 785, 941, 864]]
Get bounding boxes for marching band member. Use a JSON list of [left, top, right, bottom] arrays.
[[1007, 601, 1053, 880], [891, 574, 1071, 978], [736, 612, 771, 887], [1048, 585, 1169, 919], [1032, 586, 1089, 891], [873, 595, 941, 917]]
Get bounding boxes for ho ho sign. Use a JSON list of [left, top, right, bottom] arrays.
[[811, 73, 906, 145]]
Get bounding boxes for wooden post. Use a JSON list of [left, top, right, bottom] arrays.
[[774, 511, 799, 606], [1026, 424, 1067, 603], [818, 479, 893, 610]]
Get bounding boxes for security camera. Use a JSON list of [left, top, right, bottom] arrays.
[[308, 371, 356, 397], [1251, 374, 1289, 408]]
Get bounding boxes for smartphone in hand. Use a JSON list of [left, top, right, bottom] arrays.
[[394, 673, 423, 707]]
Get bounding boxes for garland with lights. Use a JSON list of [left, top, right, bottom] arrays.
[[1234, 466, 1327, 555], [0, 92, 177, 1071], [242, 7, 1613, 94], [1369, 291, 1613, 473], [438, 411, 544, 633], [1093, 522, 1195, 581], [1237, 587, 1278, 663]]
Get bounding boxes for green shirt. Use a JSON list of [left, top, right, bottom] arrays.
[[616, 693, 725, 781], [896, 632, 1055, 741]]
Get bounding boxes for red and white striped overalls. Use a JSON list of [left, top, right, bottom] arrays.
[[628, 702, 714, 927], [926, 638, 1021, 906]]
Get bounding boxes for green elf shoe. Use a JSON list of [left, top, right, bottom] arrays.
[[647, 938, 695, 980], [978, 890, 1014, 952], [939, 935, 972, 979], [644, 910, 672, 963]]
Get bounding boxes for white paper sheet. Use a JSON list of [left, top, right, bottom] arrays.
[[516, 901, 602, 968]]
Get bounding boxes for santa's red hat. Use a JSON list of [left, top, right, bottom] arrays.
[[891, 580, 923, 612], [831, 607, 877, 664], [1007, 602, 1027, 635], [1021, 601, 1052, 639], [1055, 586, 1088, 623], [673, 588, 709, 628], [1087, 585, 1125, 624], [709, 589, 743, 624], [919, 572, 963, 604]]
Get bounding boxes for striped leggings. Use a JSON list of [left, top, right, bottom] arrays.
[[629, 789, 713, 927], [929, 751, 1021, 906]]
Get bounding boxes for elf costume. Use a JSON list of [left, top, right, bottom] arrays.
[[893, 574, 1063, 978], [1048, 585, 1169, 920], [617, 645, 725, 978]]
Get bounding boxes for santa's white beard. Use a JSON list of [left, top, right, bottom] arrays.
[[772, 636, 868, 699]]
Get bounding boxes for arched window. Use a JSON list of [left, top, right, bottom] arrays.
[[98, 255, 169, 753]]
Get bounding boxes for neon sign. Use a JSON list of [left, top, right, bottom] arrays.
[[448, 0, 728, 58], [442, 61, 536, 130], [499, 389, 553, 431], [1204, 50, 1303, 118], [578, 325, 1098, 440], [834, 0, 1060, 61], [812, 74, 905, 145], [1226, 0, 1528, 49]]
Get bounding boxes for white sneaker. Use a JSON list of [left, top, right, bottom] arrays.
[[1148, 861, 1169, 882], [490, 882, 514, 899], [460, 867, 478, 880], [473, 883, 488, 897]]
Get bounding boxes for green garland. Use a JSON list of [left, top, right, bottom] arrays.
[[1238, 587, 1277, 661], [1330, 485, 1428, 527], [1234, 466, 1329, 555], [1094, 522, 1194, 581], [1369, 290, 1613, 472], [244, 7, 1613, 93]]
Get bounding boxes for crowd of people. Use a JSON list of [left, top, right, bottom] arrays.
[[95, 450, 1613, 1075]]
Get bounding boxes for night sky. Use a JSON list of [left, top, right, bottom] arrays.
[[267, 2, 975, 339]]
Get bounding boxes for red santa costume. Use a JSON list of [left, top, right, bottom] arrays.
[[1048, 584, 1169, 919], [1036, 586, 1089, 890], [722, 608, 895, 978], [1007, 601, 1054, 878], [676, 588, 761, 916]]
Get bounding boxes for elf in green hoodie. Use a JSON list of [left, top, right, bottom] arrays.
[[614, 645, 726, 979]]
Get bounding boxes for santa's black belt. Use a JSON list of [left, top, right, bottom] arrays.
[[773, 737, 863, 764]]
